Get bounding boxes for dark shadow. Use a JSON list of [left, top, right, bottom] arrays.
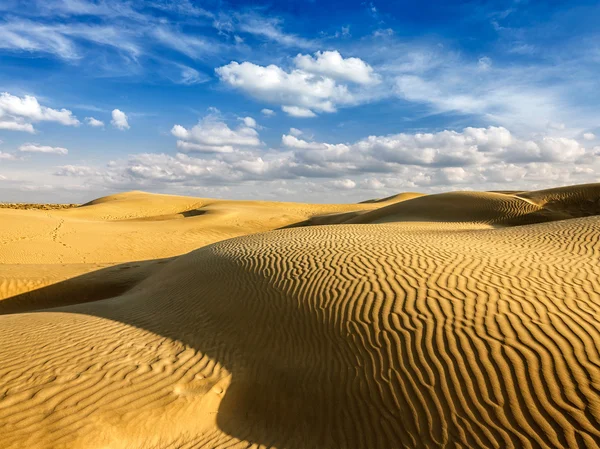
[[0, 258, 173, 315], [180, 209, 207, 218], [0, 237, 418, 448]]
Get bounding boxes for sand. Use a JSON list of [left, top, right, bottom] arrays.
[[1, 184, 600, 448]]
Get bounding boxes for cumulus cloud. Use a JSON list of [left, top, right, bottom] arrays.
[[289, 127, 303, 136], [216, 51, 378, 117], [105, 125, 595, 195], [0, 121, 35, 133], [330, 178, 356, 189], [241, 116, 257, 128], [261, 108, 275, 116], [281, 126, 590, 171], [85, 116, 104, 127], [171, 114, 261, 153], [294, 50, 379, 85], [583, 133, 596, 141], [0, 92, 79, 133], [6, 123, 598, 203], [111, 109, 129, 130], [19, 143, 68, 155], [281, 106, 317, 118]]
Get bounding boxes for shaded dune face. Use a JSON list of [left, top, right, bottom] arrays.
[[3, 217, 600, 448]]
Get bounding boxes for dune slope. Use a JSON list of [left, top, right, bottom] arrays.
[[1, 183, 600, 448]]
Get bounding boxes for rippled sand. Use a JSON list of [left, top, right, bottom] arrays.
[[1, 184, 600, 448]]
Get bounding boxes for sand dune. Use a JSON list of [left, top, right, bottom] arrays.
[[1, 183, 600, 448]]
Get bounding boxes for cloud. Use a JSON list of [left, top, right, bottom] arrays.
[[241, 116, 257, 128], [289, 127, 303, 136], [0, 20, 79, 60], [373, 28, 393, 38], [294, 50, 380, 85], [281, 134, 325, 150], [386, 44, 600, 132], [0, 20, 141, 61], [236, 13, 313, 48], [477, 57, 492, 71], [0, 121, 35, 133], [216, 51, 379, 117], [19, 143, 68, 155], [171, 114, 261, 153], [0, 92, 80, 132], [281, 126, 590, 171], [178, 65, 209, 85], [329, 178, 356, 189], [54, 165, 97, 176], [0, 151, 17, 160], [9, 124, 596, 203], [281, 106, 317, 118], [216, 61, 350, 116], [261, 108, 275, 116], [152, 27, 217, 59], [111, 109, 129, 130], [0, 11, 216, 83], [85, 116, 104, 127], [583, 133, 596, 141]]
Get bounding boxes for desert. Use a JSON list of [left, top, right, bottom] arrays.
[[1, 184, 600, 448], [2, 1, 600, 447]]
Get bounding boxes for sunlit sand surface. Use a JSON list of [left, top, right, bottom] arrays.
[[1, 184, 600, 448]]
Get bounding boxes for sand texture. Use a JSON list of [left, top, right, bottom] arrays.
[[1, 184, 600, 448]]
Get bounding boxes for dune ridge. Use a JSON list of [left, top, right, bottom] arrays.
[[1, 183, 600, 448]]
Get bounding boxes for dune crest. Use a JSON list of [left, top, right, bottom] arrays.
[[1, 183, 600, 448]]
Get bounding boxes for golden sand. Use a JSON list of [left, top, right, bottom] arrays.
[[1, 184, 600, 448]]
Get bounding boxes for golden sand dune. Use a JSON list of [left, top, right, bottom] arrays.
[[1, 183, 600, 448]]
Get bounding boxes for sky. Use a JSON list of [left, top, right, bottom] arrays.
[[0, 0, 599, 203]]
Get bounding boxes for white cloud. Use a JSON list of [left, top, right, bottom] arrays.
[[0, 20, 141, 61], [19, 143, 68, 155], [330, 178, 356, 189], [282, 134, 324, 150], [281, 106, 317, 118], [216, 52, 378, 117], [171, 114, 261, 153], [54, 165, 97, 176], [85, 116, 104, 127], [4, 120, 599, 203], [0, 92, 79, 133], [261, 108, 275, 116], [0, 121, 35, 133], [289, 127, 303, 136], [387, 46, 599, 132], [0, 151, 17, 160], [178, 65, 209, 85], [216, 61, 350, 116], [241, 116, 257, 128], [583, 133, 596, 141], [0, 20, 79, 60], [152, 27, 216, 59], [111, 109, 129, 130], [236, 13, 313, 48], [294, 51, 380, 85]]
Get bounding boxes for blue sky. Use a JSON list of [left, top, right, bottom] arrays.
[[0, 0, 599, 203]]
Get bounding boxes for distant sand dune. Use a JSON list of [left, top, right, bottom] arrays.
[[1, 183, 600, 448]]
